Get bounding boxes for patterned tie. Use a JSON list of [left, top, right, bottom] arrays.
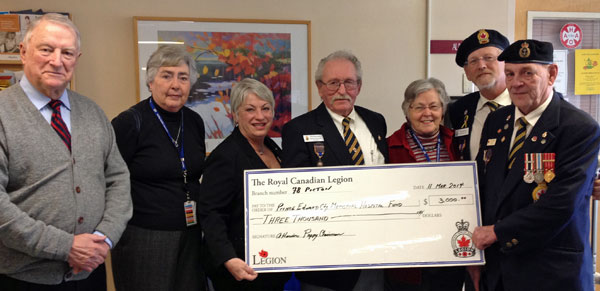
[[507, 117, 528, 169], [342, 117, 364, 165], [48, 100, 71, 151], [485, 101, 500, 112]]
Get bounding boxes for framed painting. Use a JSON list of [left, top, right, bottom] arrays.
[[134, 17, 311, 152]]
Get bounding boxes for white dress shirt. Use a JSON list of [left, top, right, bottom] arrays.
[[509, 89, 553, 151], [325, 106, 385, 165], [470, 89, 511, 160]]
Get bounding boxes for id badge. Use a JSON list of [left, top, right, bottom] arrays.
[[303, 134, 324, 142], [184, 200, 197, 226], [455, 128, 469, 137]]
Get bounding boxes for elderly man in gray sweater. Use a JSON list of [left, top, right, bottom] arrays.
[[0, 13, 132, 290]]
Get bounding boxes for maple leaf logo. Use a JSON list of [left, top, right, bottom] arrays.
[[457, 235, 471, 247], [259, 249, 268, 258]]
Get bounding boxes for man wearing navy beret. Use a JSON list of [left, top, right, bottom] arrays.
[[448, 29, 511, 162], [445, 29, 511, 290], [473, 39, 599, 291]]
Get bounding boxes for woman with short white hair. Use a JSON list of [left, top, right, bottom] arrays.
[[199, 78, 291, 290]]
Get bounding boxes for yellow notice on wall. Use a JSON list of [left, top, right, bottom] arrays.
[[575, 49, 600, 95]]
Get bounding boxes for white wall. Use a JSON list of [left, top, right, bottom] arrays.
[[429, 0, 515, 97], [5, 0, 511, 136]]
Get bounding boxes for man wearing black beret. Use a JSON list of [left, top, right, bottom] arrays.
[[445, 31, 511, 290], [448, 29, 511, 162], [473, 39, 599, 291]]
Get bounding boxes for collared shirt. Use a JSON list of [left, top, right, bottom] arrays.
[[325, 106, 385, 165], [470, 89, 511, 160], [20, 75, 72, 131], [509, 89, 553, 151]]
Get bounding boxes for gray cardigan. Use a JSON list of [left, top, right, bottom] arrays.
[[0, 84, 132, 284]]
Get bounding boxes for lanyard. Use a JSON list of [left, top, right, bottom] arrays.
[[409, 128, 441, 163], [149, 98, 190, 199]]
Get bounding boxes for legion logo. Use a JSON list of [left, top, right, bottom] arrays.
[[451, 219, 476, 258], [252, 249, 288, 265]]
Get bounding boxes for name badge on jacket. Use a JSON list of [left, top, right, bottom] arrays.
[[455, 128, 469, 137], [304, 134, 324, 142]]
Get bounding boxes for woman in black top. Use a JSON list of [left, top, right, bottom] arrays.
[[111, 45, 207, 291], [199, 78, 290, 290]]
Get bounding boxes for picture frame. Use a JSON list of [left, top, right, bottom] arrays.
[[0, 11, 73, 91], [0, 14, 23, 64], [134, 17, 311, 152], [0, 11, 71, 64]]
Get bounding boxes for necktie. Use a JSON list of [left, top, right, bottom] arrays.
[[485, 101, 500, 112], [507, 117, 528, 169], [342, 117, 364, 165], [48, 100, 71, 151]]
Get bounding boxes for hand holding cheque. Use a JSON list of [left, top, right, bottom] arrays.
[[244, 162, 484, 272]]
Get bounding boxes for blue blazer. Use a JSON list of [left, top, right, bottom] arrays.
[[475, 92, 599, 291]]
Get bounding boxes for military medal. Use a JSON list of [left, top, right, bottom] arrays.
[[313, 142, 325, 167], [523, 153, 534, 183], [459, 139, 466, 153], [532, 182, 547, 202], [483, 149, 492, 170], [531, 153, 551, 202], [544, 153, 556, 183], [533, 153, 545, 184]]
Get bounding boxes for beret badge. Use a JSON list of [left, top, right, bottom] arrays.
[[477, 29, 490, 44], [519, 42, 531, 58]]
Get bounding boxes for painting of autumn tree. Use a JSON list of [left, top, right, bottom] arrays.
[[157, 30, 292, 140]]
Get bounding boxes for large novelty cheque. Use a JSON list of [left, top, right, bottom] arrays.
[[244, 161, 484, 272]]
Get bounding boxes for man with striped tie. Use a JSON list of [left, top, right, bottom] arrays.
[[282, 50, 389, 291], [473, 40, 599, 291], [0, 13, 131, 290], [448, 29, 511, 161], [445, 29, 512, 291]]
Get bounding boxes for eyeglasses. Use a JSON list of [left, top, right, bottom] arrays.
[[465, 55, 498, 67], [319, 79, 360, 91], [409, 104, 442, 113]]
